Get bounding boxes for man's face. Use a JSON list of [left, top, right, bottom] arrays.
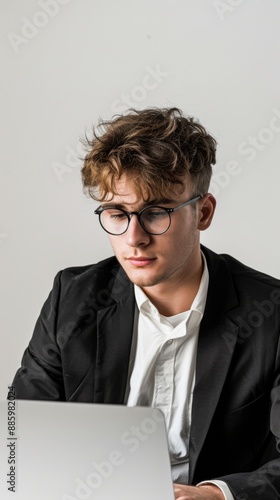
[[103, 175, 212, 291]]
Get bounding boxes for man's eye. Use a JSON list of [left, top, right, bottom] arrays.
[[145, 210, 168, 219], [108, 212, 126, 220]]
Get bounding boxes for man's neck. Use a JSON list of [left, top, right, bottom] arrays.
[[141, 254, 204, 317]]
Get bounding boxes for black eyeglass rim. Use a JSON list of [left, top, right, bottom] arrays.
[[94, 194, 202, 236]]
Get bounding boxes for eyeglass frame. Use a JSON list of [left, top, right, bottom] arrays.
[[94, 194, 202, 236]]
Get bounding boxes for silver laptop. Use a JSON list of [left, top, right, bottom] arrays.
[[0, 400, 174, 500]]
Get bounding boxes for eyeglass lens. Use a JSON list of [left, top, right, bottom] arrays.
[[100, 207, 171, 235]]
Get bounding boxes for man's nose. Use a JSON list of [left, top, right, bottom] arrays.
[[125, 214, 151, 247]]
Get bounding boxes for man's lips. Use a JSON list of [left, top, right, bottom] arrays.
[[126, 257, 157, 267]]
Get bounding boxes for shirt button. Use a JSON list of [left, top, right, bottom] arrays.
[[166, 339, 173, 345]]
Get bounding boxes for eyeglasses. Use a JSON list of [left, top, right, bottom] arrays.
[[94, 195, 202, 236]]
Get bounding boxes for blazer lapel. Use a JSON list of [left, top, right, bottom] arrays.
[[189, 247, 240, 483], [94, 266, 135, 403]]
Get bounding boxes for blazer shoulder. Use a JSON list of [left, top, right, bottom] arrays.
[[221, 252, 280, 290], [202, 245, 280, 306], [52, 256, 123, 297], [60, 255, 119, 279]]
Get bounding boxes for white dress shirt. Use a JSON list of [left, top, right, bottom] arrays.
[[126, 253, 234, 500]]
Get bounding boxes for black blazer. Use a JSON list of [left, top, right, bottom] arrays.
[[13, 245, 280, 498]]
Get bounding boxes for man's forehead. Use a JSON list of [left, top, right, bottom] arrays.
[[101, 194, 176, 209], [103, 187, 176, 207], [102, 176, 148, 205], [103, 186, 142, 206], [101, 174, 191, 206]]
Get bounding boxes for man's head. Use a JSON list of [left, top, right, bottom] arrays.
[[81, 108, 217, 296], [81, 107, 217, 203]]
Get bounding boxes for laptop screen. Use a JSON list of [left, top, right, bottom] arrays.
[[0, 400, 175, 500]]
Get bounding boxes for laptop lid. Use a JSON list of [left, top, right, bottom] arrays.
[[0, 399, 174, 500]]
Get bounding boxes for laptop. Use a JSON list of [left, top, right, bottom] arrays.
[[0, 399, 175, 500]]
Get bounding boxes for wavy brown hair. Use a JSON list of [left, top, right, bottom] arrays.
[[81, 107, 217, 202]]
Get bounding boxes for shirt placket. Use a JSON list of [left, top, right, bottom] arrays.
[[152, 338, 176, 427]]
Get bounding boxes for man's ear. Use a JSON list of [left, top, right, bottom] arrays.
[[197, 193, 216, 231]]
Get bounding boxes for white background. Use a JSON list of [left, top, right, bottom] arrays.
[[1, 0, 280, 399]]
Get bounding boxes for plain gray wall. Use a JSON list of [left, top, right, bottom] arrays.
[[1, 0, 280, 398]]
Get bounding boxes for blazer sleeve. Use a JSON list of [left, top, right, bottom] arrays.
[[12, 271, 66, 401], [219, 340, 280, 499]]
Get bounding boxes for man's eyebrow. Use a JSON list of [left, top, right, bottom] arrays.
[[99, 202, 133, 210], [99, 202, 123, 209], [151, 198, 175, 205], [100, 198, 175, 209]]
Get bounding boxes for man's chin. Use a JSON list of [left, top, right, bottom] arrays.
[[123, 267, 165, 288]]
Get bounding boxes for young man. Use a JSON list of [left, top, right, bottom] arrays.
[[13, 108, 280, 499]]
